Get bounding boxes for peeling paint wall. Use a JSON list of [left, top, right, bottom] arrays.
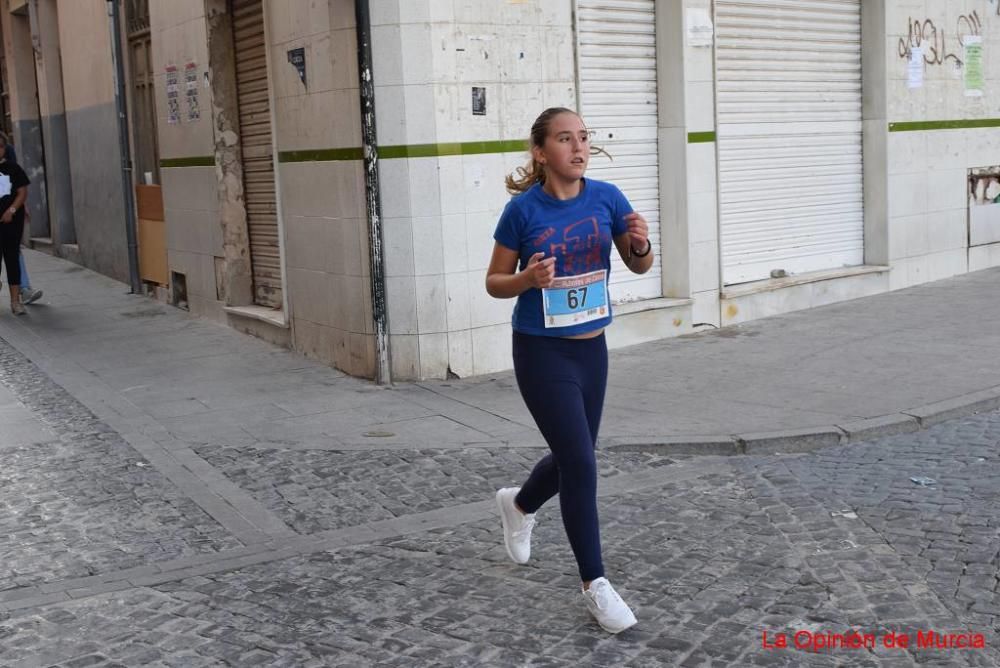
[[269, 2, 372, 378], [150, 0, 223, 319], [373, 0, 577, 380], [885, 0, 1000, 279]]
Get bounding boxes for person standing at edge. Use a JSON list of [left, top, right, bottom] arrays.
[[0, 132, 41, 305], [0, 132, 30, 315], [485, 107, 654, 633]]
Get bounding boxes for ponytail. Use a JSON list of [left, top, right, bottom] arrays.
[[504, 106, 576, 195], [505, 158, 545, 195]]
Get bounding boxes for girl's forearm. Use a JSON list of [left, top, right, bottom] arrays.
[[486, 270, 531, 298]]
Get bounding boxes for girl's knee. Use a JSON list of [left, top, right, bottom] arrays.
[[557, 448, 597, 481]]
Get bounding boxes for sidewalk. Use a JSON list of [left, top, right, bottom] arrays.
[[1, 249, 999, 458]]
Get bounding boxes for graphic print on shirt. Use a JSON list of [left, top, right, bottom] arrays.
[[538, 215, 609, 328]]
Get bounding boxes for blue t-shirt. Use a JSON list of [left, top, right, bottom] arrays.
[[493, 178, 631, 337]]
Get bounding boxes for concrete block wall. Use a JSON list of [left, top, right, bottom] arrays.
[[372, 0, 576, 379], [679, 0, 722, 328], [150, 0, 221, 319], [56, 0, 128, 280], [886, 0, 1000, 286], [268, 1, 373, 378]]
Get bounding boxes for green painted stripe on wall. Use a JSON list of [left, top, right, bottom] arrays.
[[160, 156, 215, 168], [379, 140, 528, 159], [688, 131, 716, 143], [889, 118, 1000, 132], [279, 147, 364, 162], [278, 140, 528, 162]]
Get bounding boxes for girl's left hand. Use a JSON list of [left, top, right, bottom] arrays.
[[624, 212, 648, 251]]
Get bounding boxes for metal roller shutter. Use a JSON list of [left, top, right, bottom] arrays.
[[231, 0, 282, 307], [576, 0, 662, 303], [715, 0, 864, 285]]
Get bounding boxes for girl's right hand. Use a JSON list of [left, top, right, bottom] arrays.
[[523, 252, 556, 289]]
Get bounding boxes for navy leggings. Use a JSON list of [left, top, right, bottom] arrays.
[[512, 331, 607, 582]]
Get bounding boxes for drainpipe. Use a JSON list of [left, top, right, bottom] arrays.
[[107, 0, 142, 294], [354, 0, 391, 384]]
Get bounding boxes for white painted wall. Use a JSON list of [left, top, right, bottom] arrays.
[[885, 0, 1000, 283], [372, 0, 576, 379]]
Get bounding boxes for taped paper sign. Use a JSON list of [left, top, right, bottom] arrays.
[[686, 8, 714, 47], [964, 36, 983, 97]]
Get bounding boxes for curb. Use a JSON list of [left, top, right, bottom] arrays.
[[601, 385, 1000, 457]]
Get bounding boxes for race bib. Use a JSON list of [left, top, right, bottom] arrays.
[[542, 269, 608, 328], [0, 174, 10, 198]]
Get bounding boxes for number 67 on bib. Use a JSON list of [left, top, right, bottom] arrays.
[[542, 269, 608, 328]]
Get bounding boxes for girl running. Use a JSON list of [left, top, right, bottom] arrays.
[[486, 107, 654, 633]]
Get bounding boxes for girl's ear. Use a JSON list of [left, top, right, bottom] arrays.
[[530, 144, 546, 166]]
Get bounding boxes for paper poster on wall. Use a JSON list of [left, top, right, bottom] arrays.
[[185, 63, 200, 121], [964, 36, 983, 97], [287, 48, 306, 87], [686, 8, 714, 47], [165, 65, 180, 124], [907, 46, 924, 89]]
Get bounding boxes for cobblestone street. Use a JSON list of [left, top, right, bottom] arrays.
[[1, 334, 999, 667]]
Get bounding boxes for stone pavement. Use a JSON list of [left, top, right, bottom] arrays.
[[0, 249, 997, 666]]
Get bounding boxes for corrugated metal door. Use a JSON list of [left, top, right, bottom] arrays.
[[576, 0, 662, 303], [715, 0, 863, 285], [231, 0, 281, 307]]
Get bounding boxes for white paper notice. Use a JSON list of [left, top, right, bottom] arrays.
[[686, 8, 714, 47], [964, 35, 983, 97], [907, 46, 924, 89]]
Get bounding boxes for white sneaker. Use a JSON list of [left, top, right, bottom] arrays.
[[583, 577, 637, 633], [20, 288, 42, 304], [496, 487, 535, 564]]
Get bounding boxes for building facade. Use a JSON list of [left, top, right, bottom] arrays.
[[3, 0, 1000, 381]]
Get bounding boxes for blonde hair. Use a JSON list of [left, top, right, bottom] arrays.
[[505, 107, 610, 195]]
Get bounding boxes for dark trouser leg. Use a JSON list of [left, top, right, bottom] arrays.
[[511, 332, 608, 582], [0, 218, 23, 286]]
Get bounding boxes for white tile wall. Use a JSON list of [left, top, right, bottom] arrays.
[[400, 24, 434, 85], [382, 218, 415, 278], [418, 333, 449, 378], [927, 208, 967, 252], [444, 271, 472, 330], [466, 211, 501, 273], [386, 276, 418, 335], [412, 216, 445, 276], [888, 172, 929, 218], [378, 159, 412, 219], [469, 273, 514, 329], [471, 324, 513, 375], [441, 214, 470, 273], [688, 191, 719, 245], [926, 248, 967, 282], [447, 329, 474, 377], [970, 241, 1000, 270], [390, 334, 419, 378], [925, 168, 968, 213], [408, 158, 443, 217], [691, 289, 720, 328], [415, 274, 448, 333], [690, 240, 720, 294]]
